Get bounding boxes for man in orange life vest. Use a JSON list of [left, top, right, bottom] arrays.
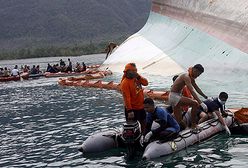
[[169, 64, 208, 131], [120, 63, 148, 133]]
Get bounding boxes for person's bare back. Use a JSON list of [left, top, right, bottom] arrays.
[[171, 73, 189, 93]]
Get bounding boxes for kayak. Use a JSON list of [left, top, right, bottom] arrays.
[[58, 71, 113, 85], [45, 67, 110, 78], [86, 64, 101, 69], [59, 79, 120, 89], [28, 73, 44, 79], [58, 79, 169, 100], [0, 72, 29, 82], [79, 109, 245, 160], [44, 71, 89, 78]]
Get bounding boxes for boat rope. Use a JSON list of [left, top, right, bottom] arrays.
[[230, 117, 239, 128], [171, 118, 221, 146]]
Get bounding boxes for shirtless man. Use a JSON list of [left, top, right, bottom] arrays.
[[169, 64, 208, 130]]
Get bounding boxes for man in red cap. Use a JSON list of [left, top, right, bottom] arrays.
[[120, 63, 148, 133]]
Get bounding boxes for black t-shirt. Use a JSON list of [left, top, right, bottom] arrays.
[[203, 98, 224, 113]]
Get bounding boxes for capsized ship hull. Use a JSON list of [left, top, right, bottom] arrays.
[[102, 0, 248, 78]]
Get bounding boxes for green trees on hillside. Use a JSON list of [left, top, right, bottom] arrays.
[[0, 1, 150, 60], [0, 41, 116, 60]]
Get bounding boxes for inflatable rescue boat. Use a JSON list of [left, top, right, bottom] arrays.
[[79, 108, 247, 160]]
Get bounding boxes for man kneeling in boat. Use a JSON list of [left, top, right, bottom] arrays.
[[169, 64, 208, 131], [197, 92, 231, 135], [141, 98, 180, 144]]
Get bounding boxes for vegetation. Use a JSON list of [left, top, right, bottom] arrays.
[[0, 0, 150, 60], [0, 36, 127, 60]]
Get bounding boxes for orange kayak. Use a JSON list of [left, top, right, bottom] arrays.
[[45, 71, 88, 78], [86, 64, 101, 69], [58, 79, 169, 101], [0, 72, 29, 82], [45, 69, 109, 78], [58, 71, 113, 85], [66, 71, 112, 81]]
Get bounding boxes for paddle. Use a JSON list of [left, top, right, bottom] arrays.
[[20, 75, 23, 81]]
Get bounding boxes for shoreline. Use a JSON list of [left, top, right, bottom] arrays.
[[0, 36, 126, 61], [0, 43, 106, 61], [0, 53, 106, 68]]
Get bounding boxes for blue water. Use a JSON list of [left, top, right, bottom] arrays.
[[0, 54, 247, 167]]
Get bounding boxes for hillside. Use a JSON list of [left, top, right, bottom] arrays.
[[0, 0, 151, 59]]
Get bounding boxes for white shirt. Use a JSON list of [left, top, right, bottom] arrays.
[[11, 69, 19, 76]]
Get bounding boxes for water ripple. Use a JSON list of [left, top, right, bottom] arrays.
[[1, 55, 248, 167]]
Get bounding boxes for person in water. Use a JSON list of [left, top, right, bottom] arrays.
[[169, 64, 208, 131], [141, 98, 180, 144], [197, 92, 231, 135], [120, 63, 148, 134]]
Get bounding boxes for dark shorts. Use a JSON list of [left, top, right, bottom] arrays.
[[197, 107, 208, 118], [125, 108, 146, 122]]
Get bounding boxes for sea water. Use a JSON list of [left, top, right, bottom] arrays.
[[0, 54, 247, 167]]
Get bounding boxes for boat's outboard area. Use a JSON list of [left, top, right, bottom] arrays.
[[78, 121, 143, 158], [120, 121, 141, 144], [120, 121, 143, 159], [78, 129, 119, 154]]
